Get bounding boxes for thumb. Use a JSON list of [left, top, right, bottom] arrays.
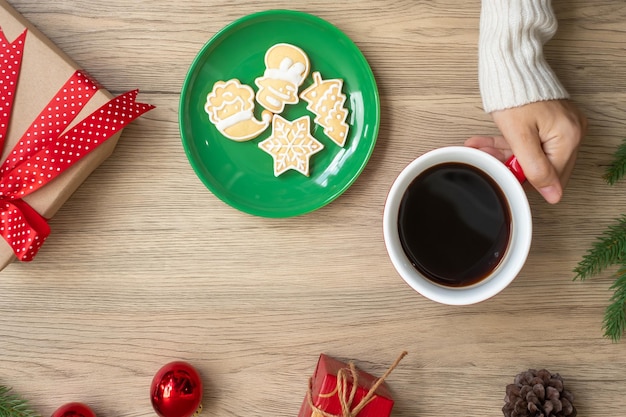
[[511, 138, 563, 204]]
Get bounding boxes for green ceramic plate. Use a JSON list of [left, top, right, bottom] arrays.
[[179, 10, 380, 217]]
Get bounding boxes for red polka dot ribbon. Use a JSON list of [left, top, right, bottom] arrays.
[[0, 28, 155, 262], [0, 29, 26, 151]]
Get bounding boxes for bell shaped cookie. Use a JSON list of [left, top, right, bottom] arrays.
[[255, 43, 310, 114]]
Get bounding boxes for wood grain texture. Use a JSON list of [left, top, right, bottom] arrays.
[[1, 1, 625, 416]]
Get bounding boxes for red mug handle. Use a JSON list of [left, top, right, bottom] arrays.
[[505, 155, 526, 183]]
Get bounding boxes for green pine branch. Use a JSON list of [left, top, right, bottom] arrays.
[[573, 214, 626, 281], [574, 138, 626, 341], [603, 138, 626, 185], [0, 387, 40, 417], [603, 266, 626, 341]]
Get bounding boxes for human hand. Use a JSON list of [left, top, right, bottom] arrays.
[[465, 99, 587, 204]]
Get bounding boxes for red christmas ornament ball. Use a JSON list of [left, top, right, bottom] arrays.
[[51, 403, 96, 417], [150, 361, 203, 417]]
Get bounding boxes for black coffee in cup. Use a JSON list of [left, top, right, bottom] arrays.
[[397, 162, 511, 287]]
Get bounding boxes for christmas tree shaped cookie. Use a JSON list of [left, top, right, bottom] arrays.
[[258, 115, 324, 177], [300, 71, 350, 147]]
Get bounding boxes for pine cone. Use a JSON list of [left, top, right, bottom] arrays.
[[503, 369, 577, 417]]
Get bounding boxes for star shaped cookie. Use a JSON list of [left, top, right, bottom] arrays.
[[258, 115, 324, 177]]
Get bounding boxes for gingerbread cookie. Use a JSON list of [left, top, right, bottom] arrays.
[[300, 71, 350, 147], [255, 43, 310, 114], [205, 79, 271, 142], [258, 115, 324, 177]]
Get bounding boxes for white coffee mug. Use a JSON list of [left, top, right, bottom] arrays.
[[383, 146, 532, 305]]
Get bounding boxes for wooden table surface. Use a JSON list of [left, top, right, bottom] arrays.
[[1, 1, 625, 416]]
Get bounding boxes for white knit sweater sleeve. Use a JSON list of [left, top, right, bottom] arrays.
[[479, 0, 569, 113]]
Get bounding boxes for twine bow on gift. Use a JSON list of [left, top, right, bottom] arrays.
[[307, 351, 407, 417], [0, 28, 154, 262]]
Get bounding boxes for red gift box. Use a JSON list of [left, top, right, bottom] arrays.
[[298, 353, 406, 417]]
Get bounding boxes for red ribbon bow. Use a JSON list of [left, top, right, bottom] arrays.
[[0, 28, 154, 262]]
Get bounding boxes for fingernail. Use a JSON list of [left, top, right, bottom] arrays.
[[539, 185, 562, 204]]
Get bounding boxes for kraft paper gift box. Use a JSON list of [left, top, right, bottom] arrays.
[[298, 354, 396, 417], [0, 0, 153, 270]]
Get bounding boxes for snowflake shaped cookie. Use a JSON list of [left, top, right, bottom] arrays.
[[258, 115, 324, 177]]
